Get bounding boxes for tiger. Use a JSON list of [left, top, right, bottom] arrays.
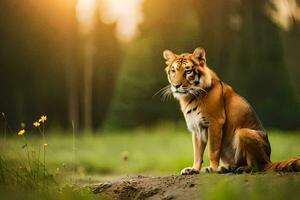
[[162, 47, 300, 175]]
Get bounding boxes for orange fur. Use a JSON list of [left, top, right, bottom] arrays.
[[163, 47, 300, 174], [265, 157, 300, 172]]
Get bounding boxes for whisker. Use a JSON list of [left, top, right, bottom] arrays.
[[161, 88, 172, 102], [152, 85, 171, 98], [189, 86, 207, 97], [197, 87, 207, 94], [189, 89, 198, 97], [192, 86, 207, 93], [153, 85, 173, 102], [154, 85, 207, 100]]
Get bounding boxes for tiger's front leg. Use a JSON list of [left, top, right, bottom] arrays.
[[181, 132, 207, 175], [202, 123, 223, 173]]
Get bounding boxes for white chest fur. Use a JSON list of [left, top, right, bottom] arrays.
[[184, 111, 208, 142]]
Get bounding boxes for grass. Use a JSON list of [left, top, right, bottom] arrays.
[[0, 185, 106, 200], [0, 126, 299, 199], [199, 173, 300, 200], [1, 127, 300, 176]]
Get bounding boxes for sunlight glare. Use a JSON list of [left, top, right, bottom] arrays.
[[76, 0, 97, 33], [267, 0, 300, 31], [101, 0, 144, 42], [76, 0, 143, 41]]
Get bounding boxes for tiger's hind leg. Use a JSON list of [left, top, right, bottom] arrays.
[[217, 147, 239, 173], [234, 128, 271, 171]]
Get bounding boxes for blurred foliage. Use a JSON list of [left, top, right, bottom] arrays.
[[108, 0, 300, 129], [0, 0, 122, 129], [0, 0, 299, 130]]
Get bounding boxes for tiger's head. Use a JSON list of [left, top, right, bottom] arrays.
[[163, 47, 212, 99]]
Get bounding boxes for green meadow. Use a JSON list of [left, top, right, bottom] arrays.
[[2, 127, 300, 177], [1, 126, 300, 199]]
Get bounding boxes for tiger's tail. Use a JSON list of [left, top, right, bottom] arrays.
[[264, 156, 300, 172]]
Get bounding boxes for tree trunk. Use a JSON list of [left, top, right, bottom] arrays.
[[83, 39, 94, 130]]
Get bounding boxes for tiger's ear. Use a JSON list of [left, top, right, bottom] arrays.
[[163, 49, 176, 64], [192, 47, 206, 63]]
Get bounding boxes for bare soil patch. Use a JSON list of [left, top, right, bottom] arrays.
[[92, 175, 200, 200], [91, 173, 300, 200]]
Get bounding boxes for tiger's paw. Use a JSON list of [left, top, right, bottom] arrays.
[[180, 167, 199, 175], [202, 166, 215, 173], [235, 166, 256, 174], [216, 166, 231, 174]]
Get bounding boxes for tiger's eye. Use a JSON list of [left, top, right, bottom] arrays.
[[186, 70, 192, 74], [170, 69, 176, 74]]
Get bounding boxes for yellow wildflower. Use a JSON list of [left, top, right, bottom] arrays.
[[33, 121, 40, 127], [18, 129, 25, 136], [39, 115, 47, 123], [44, 143, 48, 147]]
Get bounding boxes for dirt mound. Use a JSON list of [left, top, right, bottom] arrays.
[[92, 175, 199, 200]]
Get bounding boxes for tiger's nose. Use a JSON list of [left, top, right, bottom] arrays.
[[173, 83, 182, 89]]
